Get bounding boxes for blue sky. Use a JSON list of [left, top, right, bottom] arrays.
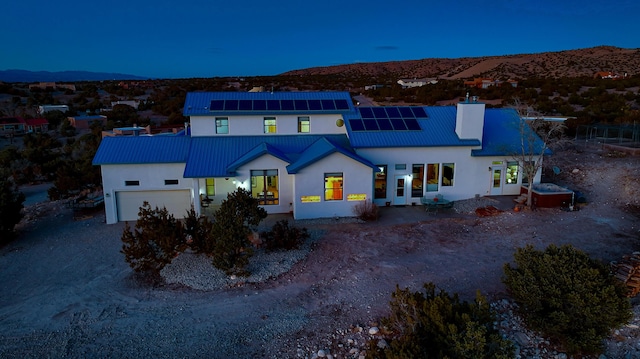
[[1, 0, 638, 79]]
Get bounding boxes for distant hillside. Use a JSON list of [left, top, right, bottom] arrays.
[[0, 69, 148, 83], [281, 46, 640, 80]]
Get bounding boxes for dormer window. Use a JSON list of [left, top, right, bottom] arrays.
[[264, 117, 276, 134], [298, 116, 310, 133], [216, 117, 229, 134]]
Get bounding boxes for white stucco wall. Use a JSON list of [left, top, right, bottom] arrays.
[[355, 147, 542, 205], [100, 163, 192, 224], [455, 102, 485, 141], [292, 152, 374, 220], [189, 114, 347, 136]]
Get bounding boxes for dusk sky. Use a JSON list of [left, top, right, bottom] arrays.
[[2, 0, 638, 79]]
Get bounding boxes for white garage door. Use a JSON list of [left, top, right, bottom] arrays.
[[116, 190, 191, 222]]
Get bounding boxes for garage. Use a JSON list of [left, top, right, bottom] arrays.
[[115, 190, 192, 222]]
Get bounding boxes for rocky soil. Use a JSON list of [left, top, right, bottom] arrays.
[[1, 146, 639, 358]]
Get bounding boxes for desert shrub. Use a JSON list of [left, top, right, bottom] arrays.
[[0, 171, 25, 243], [367, 283, 514, 359], [182, 207, 214, 253], [209, 188, 267, 275], [352, 200, 379, 221], [503, 244, 632, 355], [121, 202, 185, 274], [261, 220, 309, 251]]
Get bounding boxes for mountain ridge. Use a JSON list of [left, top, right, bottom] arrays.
[[0, 69, 148, 83], [281, 45, 640, 79]]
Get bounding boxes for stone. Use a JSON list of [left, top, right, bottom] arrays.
[[317, 349, 326, 357], [368, 326, 380, 335], [377, 339, 388, 349], [513, 331, 530, 346], [556, 353, 567, 359]]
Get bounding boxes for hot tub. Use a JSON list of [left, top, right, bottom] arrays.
[[520, 183, 574, 208]]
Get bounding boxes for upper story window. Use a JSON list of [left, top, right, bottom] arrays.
[[216, 117, 229, 134], [264, 117, 276, 134], [298, 116, 310, 133]]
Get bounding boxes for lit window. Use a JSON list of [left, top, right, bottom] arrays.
[[374, 165, 387, 199], [215, 117, 228, 134], [251, 170, 278, 205], [324, 173, 343, 201], [264, 117, 276, 133], [426, 163, 439, 192], [506, 162, 519, 184], [411, 164, 424, 197], [298, 116, 310, 133], [442, 163, 455, 186], [205, 178, 215, 196]]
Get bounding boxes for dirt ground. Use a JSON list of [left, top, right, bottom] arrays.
[[1, 146, 639, 358]]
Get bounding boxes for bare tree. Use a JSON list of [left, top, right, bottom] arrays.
[[511, 98, 567, 208]]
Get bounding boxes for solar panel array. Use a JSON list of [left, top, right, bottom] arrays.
[[209, 99, 351, 112], [349, 107, 426, 131]]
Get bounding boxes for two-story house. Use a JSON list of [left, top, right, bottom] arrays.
[[93, 91, 547, 224]]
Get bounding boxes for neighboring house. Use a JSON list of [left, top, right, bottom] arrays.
[[93, 91, 548, 224], [593, 71, 625, 79], [397, 78, 438, 88], [38, 105, 69, 115], [29, 82, 76, 91], [0, 117, 26, 135], [24, 118, 49, 133], [110, 100, 140, 110], [464, 78, 518, 88], [68, 115, 107, 130]]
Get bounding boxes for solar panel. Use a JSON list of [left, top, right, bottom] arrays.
[[385, 107, 401, 118], [390, 118, 407, 130], [321, 99, 336, 110], [308, 100, 322, 110], [372, 107, 387, 118], [238, 100, 252, 111], [411, 107, 428, 118], [349, 119, 365, 131], [224, 100, 238, 111], [281, 100, 294, 111], [404, 117, 421, 130], [363, 119, 379, 131], [294, 100, 308, 111], [253, 100, 266, 110], [210, 100, 224, 111], [359, 107, 374, 119], [335, 99, 350, 110], [267, 100, 281, 111], [377, 117, 393, 130], [398, 107, 414, 118]]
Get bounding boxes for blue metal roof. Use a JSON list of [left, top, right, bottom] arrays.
[[183, 134, 358, 178], [287, 137, 378, 174], [92, 136, 191, 165], [183, 91, 356, 116], [471, 108, 550, 156], [345, 106, 481, 148]]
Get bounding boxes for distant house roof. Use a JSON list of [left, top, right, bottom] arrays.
[[92, 136, 191, 165], [183, 91, 356, 116], [24, 118, 49, 126], [70, 115, 107, 121], [0, 117, 26, 125]]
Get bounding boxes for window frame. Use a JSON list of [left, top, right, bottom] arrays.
[[297, 116, 310, 133], [164, 179, 179, 185], [411, 164, 424, 197], [215, 117, 229, 134], [505, 161, 519, 184], [125, 180, 140, 186], [374, 165, 387, 199], [442, 163, 455, 187], [251, 169, 279, 205], [205, 178, 215, 196], [324, 172, 343, 201], [263, 117, 276, 134]]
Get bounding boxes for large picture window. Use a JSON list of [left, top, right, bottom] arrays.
[[324, 172, 343, 201], [215, 117, 228, 134], [411, 164, 424, 197], [298, 116, 310, 133], [264, 117, 276, 133], [251, 170, 278, 205], [426, 163, 439, 192], [442, 163, 455, 186], [374, 165, 387, 199]]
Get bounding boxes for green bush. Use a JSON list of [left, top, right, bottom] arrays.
[[260, 219, 309, 251], [209, 188, 267, 275], [503, 244, 632, 355], [367, 283, 514, 359], [120, 202, 185, 274], [182, 207, 214, 253]]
